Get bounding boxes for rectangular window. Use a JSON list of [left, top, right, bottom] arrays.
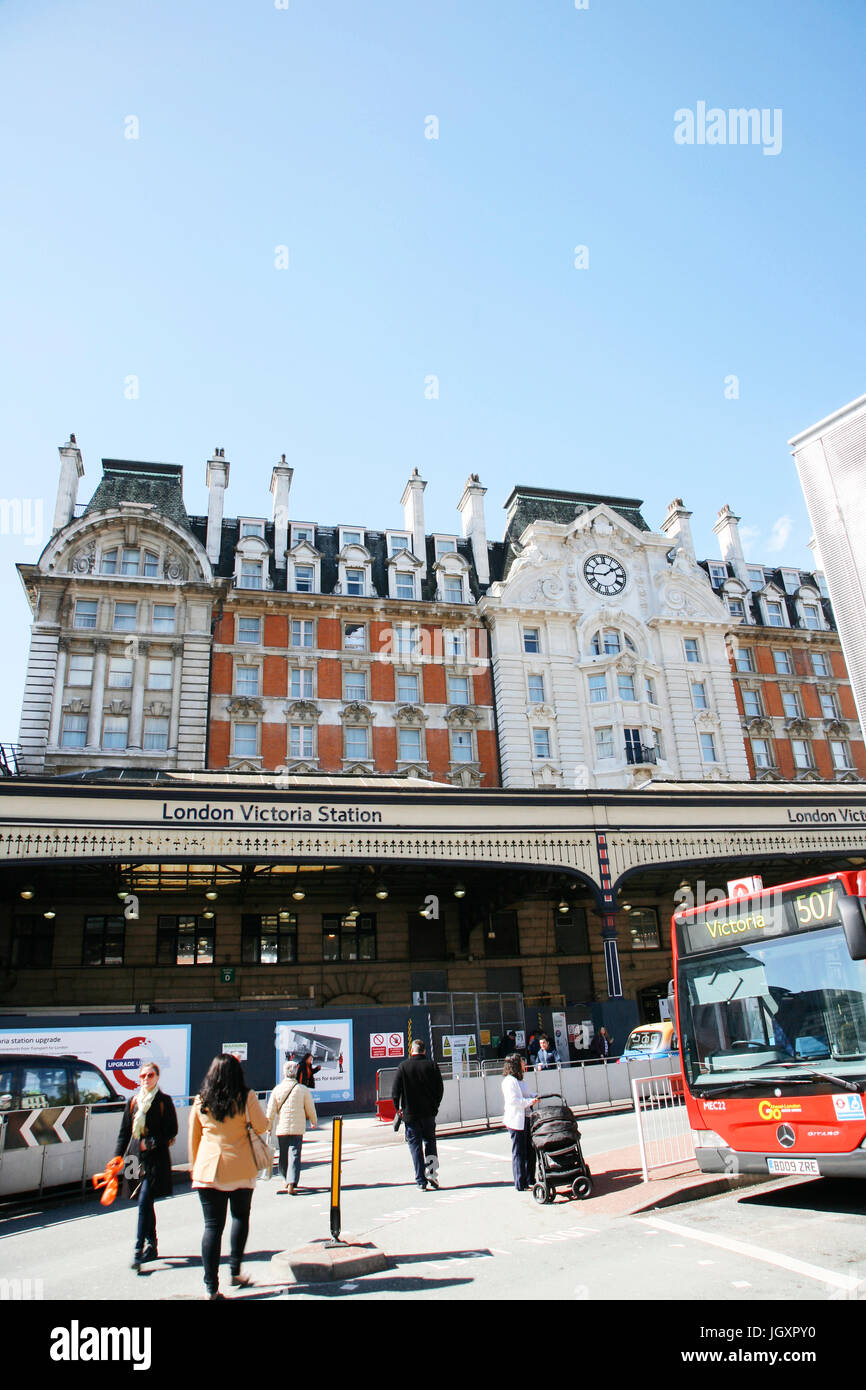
[[157, 914, 214, 966], [103, 714, 128, 750], [752, 737, 773, 769], [820, 692, 837, 720], [448, 676, 470, 705], [345, 726, 369, 761], [748, 567, 765, 590], [734, 647, 755, 673], [397, 672, 419, 703], [61, 714, 88, 748], [292, 619, 315, 649], [782, 691, 801, 719], [294, 565, 314, 593], [589, 673, 608, 704], [238, 616, 262, 645], [811, 653, 830, 677], [532, 728, 550, 759], [727, 598, 745, 619], [595, 727, 614, 760], [617, 673, 636, 701], [773, 649, 792, 675], [528, 674, 545, 704], [766, 601, 785, 627], [232, 722, 258, 757], [554, 907, 589, 955], [147, 658, 173, 690], [436, 538, 457, 559], [398, 727, 423, 762], [290, 725, 315, 759], [443, 577, 464, 603], [396, 572, 415, 600], [684, 638, 700, 663], [780, 569, 801, 595], [143, 716, 169, 751], [322, 913, 376, 962], [346, 568, 365, 596], [444, 629, 466, 660], [83, 915, 125, 967], [236, 665, 260, 697], [652, 727, 665, 761], [290, 667, 313, 699], [523, 628, 540, 654], [342, 622, 366, 651], [11, 916, 54, 969], [152, 604, 175, 634], [485, 910, 519, 958], [292, 526, 313, 546], [831, 740, 851, 770], [121, 547, 140, 576], [240, 521, 265, 538], [629, 907, 660, 950], [240, 561, 263, 590], [691, 681, 708, 710], [700, 732, 718, 763], [108, 657, 133, 688], [74, 600, 98, 630], [792, 739, 813, 770], [112, 602, 137, 632], [708, 563, 727, 588], [742, 688, 761, 717], [241, 913, 298, 965], [101, 549, 118, 575], [340, 530, 363, 548], [802, 604, 821, 630], [644, 676, 657, 704], [67, 653, 93, 685], [451, 731, 473, 762], [344, 669, 367, 701], [143, 551, 159, 578], [389, 535, 411, 555]]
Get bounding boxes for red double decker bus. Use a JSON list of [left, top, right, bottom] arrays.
[[672, 869, 866, 1178]]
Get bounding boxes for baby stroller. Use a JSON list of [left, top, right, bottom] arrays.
[[529, 1096, 593, 1203]]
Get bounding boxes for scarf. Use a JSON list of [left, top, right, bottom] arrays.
[[132, 1083, 158, 1139]]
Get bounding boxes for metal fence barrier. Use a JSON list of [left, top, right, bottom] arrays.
[[631, 1073, 695, 1181]]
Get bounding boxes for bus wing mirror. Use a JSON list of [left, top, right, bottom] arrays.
[[839, 897, 866, 961]]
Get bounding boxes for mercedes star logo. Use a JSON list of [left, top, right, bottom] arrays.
[[777, 1123, 796, 1149]]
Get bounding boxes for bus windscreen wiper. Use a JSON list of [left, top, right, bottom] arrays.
[[770, 1066, 865, 1093]]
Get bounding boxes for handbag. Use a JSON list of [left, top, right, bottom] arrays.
[[246, 1094, 274, 1178]]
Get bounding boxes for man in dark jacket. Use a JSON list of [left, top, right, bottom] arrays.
[[391, 1040, 445, 1191]]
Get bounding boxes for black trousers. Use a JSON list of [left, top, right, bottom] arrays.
[[197, 1187, 254, 1295]]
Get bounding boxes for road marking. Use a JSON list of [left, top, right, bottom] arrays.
[[732, 1281, 751, 1289], [461, 1150, 512, 1163], [640, 1217, 863, 1292]]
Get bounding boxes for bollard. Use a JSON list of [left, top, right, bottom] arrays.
[[326, 1115, 344, 1247]]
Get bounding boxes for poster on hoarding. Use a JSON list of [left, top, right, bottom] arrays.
[[275, 1019, 353, 1102], [0, 1026, 191, 1099]]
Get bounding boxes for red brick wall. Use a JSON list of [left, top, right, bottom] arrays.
[[318, 659, 342, 700], [319, 617, 341, 652], [374, 726, 397, 771], [263, 615, 287, 648], [477, 729, 499, 786], [210, 721, 230, 768], [371, 660, 395, 702], [262, 723, 286, 768], [263, 656, 287, 697], [214, 612, 234, 645], [318, 724, 342, 771], [424, 664, 446, 704], [211, 652, 233, 695], [426, 728, 451, 781]]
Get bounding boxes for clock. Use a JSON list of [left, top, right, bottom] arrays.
[[584, 553, 627, 596]]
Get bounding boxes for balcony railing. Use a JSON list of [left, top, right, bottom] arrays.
[[625, 744, 658, 766]]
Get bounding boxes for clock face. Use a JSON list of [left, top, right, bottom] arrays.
[[584, 552, 627, 596]]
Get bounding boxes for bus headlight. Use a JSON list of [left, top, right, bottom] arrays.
[[691, 1129, 725, 1148]]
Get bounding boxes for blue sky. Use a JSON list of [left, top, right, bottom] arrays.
[[1, 0, 863, 737]]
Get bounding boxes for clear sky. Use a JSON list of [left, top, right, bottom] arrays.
[[1, 0, 863, 738]]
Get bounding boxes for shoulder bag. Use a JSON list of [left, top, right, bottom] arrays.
[[245, 1093, 274, 1178]]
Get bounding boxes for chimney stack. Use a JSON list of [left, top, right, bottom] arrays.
[[713, 503, 749, 585], [401, 469, 427, 574], [660, 497, 695, 562], [270, 454, 293, 566], [205, 447, 230, 565], [52, 434, 84, 534], [457, 473, 489, 585]]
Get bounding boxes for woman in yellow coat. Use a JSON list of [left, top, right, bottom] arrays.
[[189, 1054, 269, 1299]]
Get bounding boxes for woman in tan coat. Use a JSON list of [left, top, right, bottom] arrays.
[[189, 1054, 269, 1299], [267, 1061, 318, 1194]]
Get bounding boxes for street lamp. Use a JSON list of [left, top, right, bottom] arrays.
[[453, 882, 466, 899]]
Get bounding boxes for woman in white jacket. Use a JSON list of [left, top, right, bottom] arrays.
[[501, 1053, 540, 1191], [267, 1062, 318, 1194]]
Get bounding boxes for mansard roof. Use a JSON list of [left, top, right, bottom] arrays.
[[84, 460, 191, 531], [501, 486, 651, 548]]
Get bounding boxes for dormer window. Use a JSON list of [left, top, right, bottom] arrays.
[[443, 576, 464, 603], [765, 599, 786, 628], [240, 519, 266, 538], [294, 564, 315, 594], [240, 560, 264, 590], [780, 569, 801, 595], [748, 567, 766, 591], [346, 568, 365, 597], [291, 524, 314, 546], [340, 528, 363, 548], [396, 571, 415, 600], [389, 534, 411, 556], [801, 602, 822, 630], [434, 550, 470, 604], [727, 597, 745, 619], [435, 537, 458, 560], [708, 563, 727, 588]]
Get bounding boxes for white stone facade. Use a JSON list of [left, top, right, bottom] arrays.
[[481, 501, 750, 789]]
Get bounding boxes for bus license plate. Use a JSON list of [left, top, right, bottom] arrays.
[[767, 1158, 820, 1176]]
